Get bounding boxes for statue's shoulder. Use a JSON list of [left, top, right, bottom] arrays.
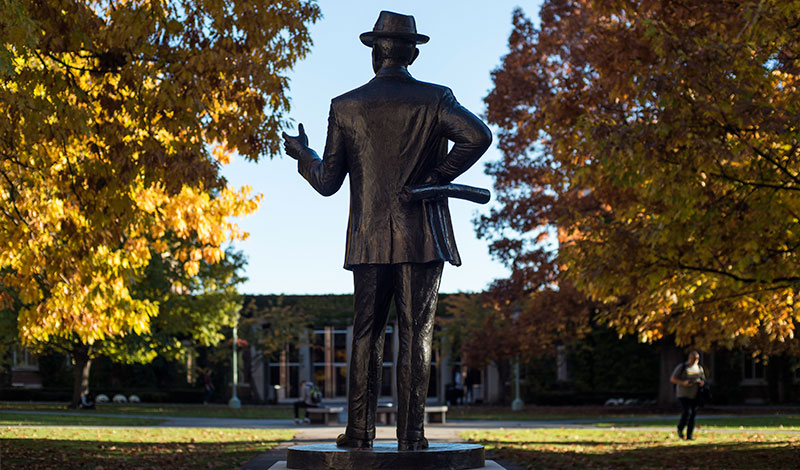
[[414, 80, 452, 95], [331, 82, 373, 105], [330, 79, 453, 110]]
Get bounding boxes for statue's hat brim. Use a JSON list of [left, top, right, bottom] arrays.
[[360, 11, 429, 47]]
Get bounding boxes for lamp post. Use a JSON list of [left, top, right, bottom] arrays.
[[511, 306, 524, 411], [229, 323, 242, 409], [511, 356, 524, 411]]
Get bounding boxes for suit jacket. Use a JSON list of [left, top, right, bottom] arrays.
[[297, 66, 492, 269]]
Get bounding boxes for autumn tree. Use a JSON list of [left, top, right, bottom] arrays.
[[0, 0, 320, 405], [482, 0, 800, 354], [439, 293, 515, 370], [440, 288, 590, 375], [239, 295, 313, 360], [28, 247, 247, 406]]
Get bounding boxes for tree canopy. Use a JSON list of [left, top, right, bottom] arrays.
[[0, 0, 320, 350], [482, 0, 800, 354], [101, 247, 248, 364]]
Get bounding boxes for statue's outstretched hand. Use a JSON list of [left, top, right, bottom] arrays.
[[282, 123, 309, 160]]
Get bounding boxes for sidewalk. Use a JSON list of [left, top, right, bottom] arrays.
[[4, 408, 799, 431]]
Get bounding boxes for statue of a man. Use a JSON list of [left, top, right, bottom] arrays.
[[282, 10, 491, 451]]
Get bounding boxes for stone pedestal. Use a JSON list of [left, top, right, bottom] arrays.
[[284, 443, 486, 470], [268, 461, 506, 470]]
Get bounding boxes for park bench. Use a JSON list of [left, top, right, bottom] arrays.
[[375, 405, 448, 425], [306, 406, 344, 425], [424, 405, 448, 423]]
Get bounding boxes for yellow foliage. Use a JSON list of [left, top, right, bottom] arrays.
[[0, 0, 318, 347]]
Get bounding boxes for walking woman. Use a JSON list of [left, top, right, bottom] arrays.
[[670, 350, 706, 440]]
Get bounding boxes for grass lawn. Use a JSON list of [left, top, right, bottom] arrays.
[[0, 427, 294, 469], [448, 405, 800, 422], [449, 405, 687, 421], [594, 415, 800, 430], [0, 412, 164, 427], [463, 428, 800, 470], [448, 406, 635, 421], [0, 402, 293, 419]]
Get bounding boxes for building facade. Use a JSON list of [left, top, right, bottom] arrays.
[[248, 321, 502, 405]]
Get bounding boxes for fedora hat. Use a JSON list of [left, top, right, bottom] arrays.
[[360, 11, 429, 47]]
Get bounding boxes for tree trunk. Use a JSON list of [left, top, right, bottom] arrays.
[[657, 338, 684, 407], [70, 345, 92, 409], [497, 359, 511, 406]]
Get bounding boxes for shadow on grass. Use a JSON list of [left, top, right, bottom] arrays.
[[478, 438, 800, 470], [0, 438, 282, 470], [480, 439, 626, 447], [0, 412, 163, 427], [0, 402, 295, 420]]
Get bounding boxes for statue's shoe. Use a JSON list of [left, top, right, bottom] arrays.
[[336, 433, 373, 449], [397, 436, 429, 451]]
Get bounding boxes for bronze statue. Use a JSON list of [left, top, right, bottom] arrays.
[[283, 10, 491, 451]]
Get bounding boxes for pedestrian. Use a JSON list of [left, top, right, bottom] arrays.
[[670, 350, 707, 440], [294, 380, 321, 424], [464, 368, 479, 404], [79, 392, 95, 409], [202, 369, 214, 405]]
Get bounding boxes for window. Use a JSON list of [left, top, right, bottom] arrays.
[[556, 345, 569, 382], [743, 356, 766, 384], [288, 365, 299, 398], [334, 331, 347, 363], [313, 365, 326, 391], [428, 347, 439, 398], [383, 326, 393, 362], [335, 366, 347, 397], [267, 344, 300, 399], [287, 343, 300, 363], [332, 330, 348, 397], [312, 328, 349, 398], [380, 365, 393, 397], [312, 331, 325, 363], [269, 364, 280, 390], [428, 365, 438, 397], [12, 347, 38, 370], [311, 330, 327, 396]]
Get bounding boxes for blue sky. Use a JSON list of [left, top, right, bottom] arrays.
[[223, 0, 543, 295]]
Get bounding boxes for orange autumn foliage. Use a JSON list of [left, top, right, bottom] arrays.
[[482, 0, 800, 354]]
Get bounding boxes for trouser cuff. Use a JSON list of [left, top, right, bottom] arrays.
[[397, 429, 424, 441], [346, 426, 375, 441]]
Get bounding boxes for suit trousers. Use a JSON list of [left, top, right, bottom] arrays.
[[346, 261, 444, 442]]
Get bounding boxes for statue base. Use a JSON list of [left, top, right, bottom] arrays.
[[284, 442, 486, 470], [268, 461, 506, 470]]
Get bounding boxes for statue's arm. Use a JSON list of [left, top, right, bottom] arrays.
[[282, 105, 347, 196], [431, 89, 493, 183]]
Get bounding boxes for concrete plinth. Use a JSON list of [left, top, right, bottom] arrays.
[[284, 442, 486, 470], [269, 459, 505, 470]]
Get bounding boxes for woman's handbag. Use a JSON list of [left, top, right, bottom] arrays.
[[698, 383, 712, 407]]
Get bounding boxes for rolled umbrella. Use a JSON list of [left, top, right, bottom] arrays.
[[401, 183, 491, 205]]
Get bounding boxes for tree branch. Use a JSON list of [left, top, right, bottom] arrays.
[[656, 255, 800, 284], [0, 167, 32, 232], [708, 170, 800, 191]]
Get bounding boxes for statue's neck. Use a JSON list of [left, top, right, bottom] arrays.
[[375, 65, 412, 78]]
